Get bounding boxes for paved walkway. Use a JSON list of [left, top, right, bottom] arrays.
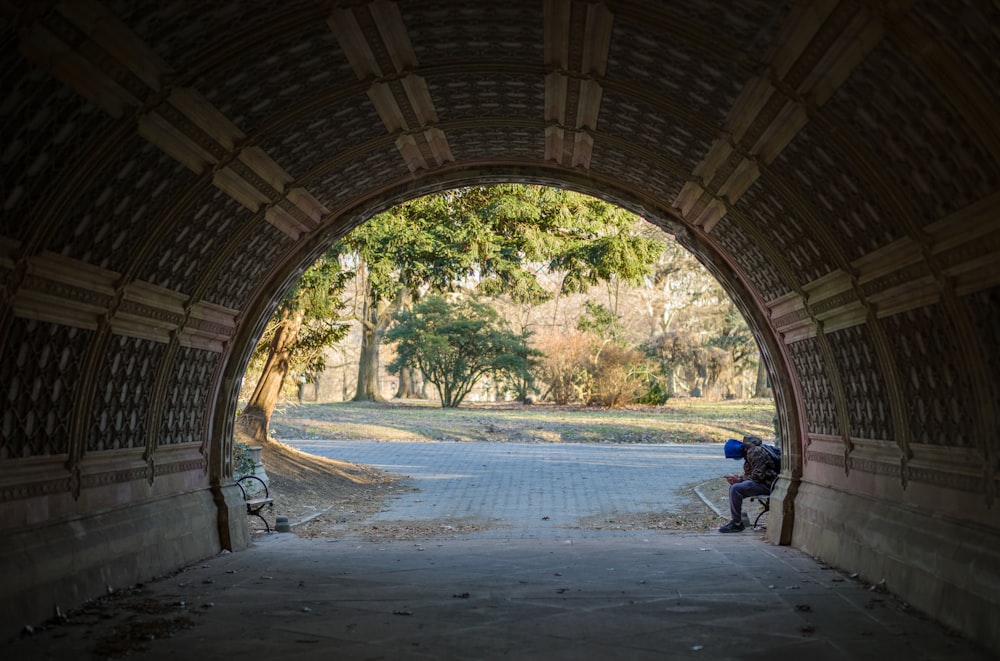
[[8, 441, 994, 660], [284, 440, 732, 530]]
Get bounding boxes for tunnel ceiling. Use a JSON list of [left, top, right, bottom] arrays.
[[0, 1, 998, 498]]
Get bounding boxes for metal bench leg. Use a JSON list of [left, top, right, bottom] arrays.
[[248, 508, 271, 533], [753, 500, 769, 528]]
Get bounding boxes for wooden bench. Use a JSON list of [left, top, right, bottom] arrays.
[[236, 475, 273, 532]]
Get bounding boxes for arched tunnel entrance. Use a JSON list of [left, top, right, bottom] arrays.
[[0, 0, 997, 653]]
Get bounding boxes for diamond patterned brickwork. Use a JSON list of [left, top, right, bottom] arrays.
[[622, 1, 791, 60], [588, 142, 685, 209], [445, 127, 545, 164], [399, 1, 543, 65], [192, 20, 355, 134], [597, 90, 715, 176], [606, 15, 746, 131], [159, 346, 219, 446], [87, 335, 164, 453], [825, 324, 893, 441], [258, 95, 387, 181], [709, 217, 790, 302], [912, 0, 1000, 110], [787, 337, 839, 437], [47, 135, 197, 274], [736, 180, 838, 285], [307, 146, 410, 213], [881, 305, 976, 448], [113, 0, 326, 75], [769, 124, 900, 262], [0, 318, 92, 459], [430, 73, 545, 123], [0, 63, 115, 243], [822, 44, 997, 227], [202, 220, 294, 311], [138, 186, 254, 295]]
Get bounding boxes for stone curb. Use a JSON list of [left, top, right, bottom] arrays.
[[693, 480, 727, 518]]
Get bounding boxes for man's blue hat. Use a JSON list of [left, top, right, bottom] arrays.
[[724, 438, 744, 459]]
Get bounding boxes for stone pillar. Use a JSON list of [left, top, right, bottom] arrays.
[[213, 483, 251, 551]]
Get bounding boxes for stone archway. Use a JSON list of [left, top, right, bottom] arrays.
[[1, 1, 997, 652], [208, 166, 805, 538]]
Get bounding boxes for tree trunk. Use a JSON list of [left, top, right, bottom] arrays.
[[238, 306, 306, 444], [397, 364, 423, 398], [353, 287, 410, 402], [353, 317, 385, 401], [753, 356, 770, 398]]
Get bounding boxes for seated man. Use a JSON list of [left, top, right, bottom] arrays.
[[719, 435, 779, 533]]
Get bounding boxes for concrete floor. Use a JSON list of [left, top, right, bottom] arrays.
[[8, 530, 993, 660], [6, 441, 996, 659]]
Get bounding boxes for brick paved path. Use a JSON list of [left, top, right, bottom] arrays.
[[281, 440, 730, 533]]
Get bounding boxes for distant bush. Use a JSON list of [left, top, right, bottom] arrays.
[[636, 379, 669, 406], [587, 345, 653, 408], [534, 332, 593, 405]]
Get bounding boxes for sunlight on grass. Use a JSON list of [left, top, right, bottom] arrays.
[[270, 397, 777, 445]]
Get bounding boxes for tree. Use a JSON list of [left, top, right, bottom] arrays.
[[549, 200, 662, 316], [386, 295, 536, 408], [707, 302, 757, 372], [343, 185, 662, 401], [238, 253, 350, 443], [753, 357, 771, 398]]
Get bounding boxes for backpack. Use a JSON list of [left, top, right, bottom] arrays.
[[761, 444, 781, 472]]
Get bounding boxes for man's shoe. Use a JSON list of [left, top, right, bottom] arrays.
[[719, 521, 745, 533]]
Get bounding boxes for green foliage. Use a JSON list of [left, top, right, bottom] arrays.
[[548, 199, 661, 296], [346, 185, 664, 310], [242, 251, 351, 400], [338, 184, 664, 402], [233, 441, 256, 478], [576, 300, 625, 345], [636, 379, 670, 406], [386, 295, 537, 408]]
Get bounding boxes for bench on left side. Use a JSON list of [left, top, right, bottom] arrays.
[[236, 475, 274, 532]]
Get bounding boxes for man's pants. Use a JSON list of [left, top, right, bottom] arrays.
[[729, 480, 770, 522]]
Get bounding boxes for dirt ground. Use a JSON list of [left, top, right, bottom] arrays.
[[244, 432, 740, 542]]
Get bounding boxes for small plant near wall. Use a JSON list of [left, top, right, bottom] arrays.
[[233, 441, 256, 479]]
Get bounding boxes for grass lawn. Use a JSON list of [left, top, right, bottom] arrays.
[[268, 397, 777, 445]]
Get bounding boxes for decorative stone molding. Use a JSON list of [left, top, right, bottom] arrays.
[[543, 0, 613, 169], [767, 193, 1000, 342], [328, 1, 455, 173], [1, 250, 238, 352], [806, 437, 991, 498], [0, 476, 73, 502]]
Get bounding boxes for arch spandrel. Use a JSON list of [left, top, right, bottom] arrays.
[[1, 0, 998, 651]]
